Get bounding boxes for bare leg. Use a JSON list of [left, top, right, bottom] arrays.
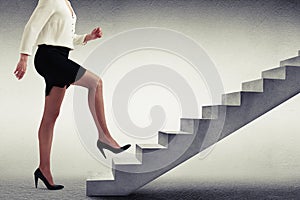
[[38, 86, 66, 185], [73, 70, 120, 148]]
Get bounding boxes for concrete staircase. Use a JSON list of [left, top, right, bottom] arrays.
[[86, 52, 300, 196]]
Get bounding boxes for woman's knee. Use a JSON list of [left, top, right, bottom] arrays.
[[89, 76, 102, 91]]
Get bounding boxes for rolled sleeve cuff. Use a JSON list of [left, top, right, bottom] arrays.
[[73, 33, 88, 46], [19, 48, 33, 56]]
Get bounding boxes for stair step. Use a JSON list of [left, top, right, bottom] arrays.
[[242, 79, 264, 92], [137, 143, 167, 149], [87, 171, 115, 181], [158, 130, 193, 146], [262, 67, 286, 80], [113, 156, 142, 165], [202, 105, 238, 119], [280, 56, 300, 67], [222, 92, 241, 105], [159, 130, 192, 135], [202, 105, 221, 119], [223, 91, 266, 106], [135, 143, 168, 163], [180, 118, 199, 133]]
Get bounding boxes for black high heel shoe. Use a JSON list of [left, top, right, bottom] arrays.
[[97, 140, 131, 159], [34, 168, 64, 190]]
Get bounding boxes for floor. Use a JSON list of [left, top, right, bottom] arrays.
[[1, 177, 300, 200]]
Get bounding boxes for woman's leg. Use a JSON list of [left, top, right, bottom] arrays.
[[38, 86, 66, 185], [73, 70, 120, 148]]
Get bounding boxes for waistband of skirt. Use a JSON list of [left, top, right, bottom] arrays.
[[38, 44, 71, 53]]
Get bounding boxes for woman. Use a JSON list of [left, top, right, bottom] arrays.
[[14, 0, 130, 190]]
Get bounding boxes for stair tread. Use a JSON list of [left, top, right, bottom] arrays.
[[113, 156, 142, 165], [262, 66, 282, 70], [262, 67, 286, 80], [225, 91, 262, 94], [241, 78, 264, 92], [181, 118, 211, 121], [137, 143, 167, 149], [87, 171, 115, 181], [282, 56, 300, 60], [280, 56, 300, 67], [159, 130, 192, 134], [242, 78, 263, 84], [181, 117, 201, 120], [222, 92, 241, 106], [223, 91, 240, 95], [203, 105, 239, 108], [223, 91, 262, 97]]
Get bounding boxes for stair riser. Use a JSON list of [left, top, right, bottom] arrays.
[[222, 92, 241, 106], [158, 132, 169, 146], [135, 145, 143, 162], [280, 56, 300, 67], [242, 79, 263, 92], [262, 67, 286, 80], [180, 118, 197, 133], [202, 105, 219, 119]]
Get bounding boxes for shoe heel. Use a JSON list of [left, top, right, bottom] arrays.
[[34, 174, 38, 188], [98, 146, 107, 159]]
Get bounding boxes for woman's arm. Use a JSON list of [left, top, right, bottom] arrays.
[[15, 0, 55, 80], [20, 0, 55, 56]]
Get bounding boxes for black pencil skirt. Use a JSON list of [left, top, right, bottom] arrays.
[[34, 44, 87, 96]]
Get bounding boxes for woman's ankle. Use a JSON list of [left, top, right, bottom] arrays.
[[98, 137, 120, 147], [39, 166, 51, 173]]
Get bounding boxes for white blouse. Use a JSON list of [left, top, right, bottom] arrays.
[[19, 0, 87, 56]]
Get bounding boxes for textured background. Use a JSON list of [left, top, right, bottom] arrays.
[[1, 0, 300, 198]]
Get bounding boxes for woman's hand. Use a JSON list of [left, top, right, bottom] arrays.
[[14, 54, 28, 80], [90, 27, 102, 39], [84, 27, 103, 43]]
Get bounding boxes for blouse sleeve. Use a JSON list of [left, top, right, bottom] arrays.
[[73, 33, 88, 46], [19, 0, 55, 56]]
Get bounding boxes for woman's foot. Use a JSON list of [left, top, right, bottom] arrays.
[[34, 168, 64, 190], [107, 136, 121, 148], [38, 167, 54, 186], [97, 140, 131, 159], [99, 133, 121, 148]]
